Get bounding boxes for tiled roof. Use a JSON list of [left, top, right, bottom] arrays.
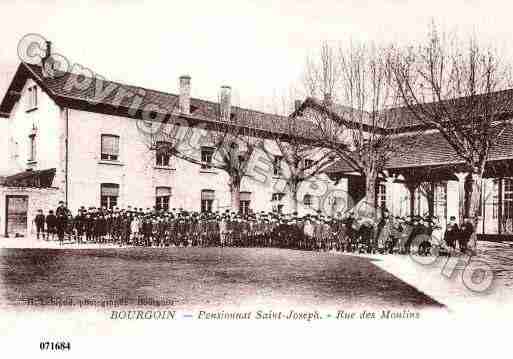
[[325, 123, 513, 174], [0, 63, 321, 141], [4, 168, 56, 187]]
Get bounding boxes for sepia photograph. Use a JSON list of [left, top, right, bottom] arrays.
[[0, 0, 512, 357]]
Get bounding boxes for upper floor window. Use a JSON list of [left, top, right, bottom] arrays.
[[26, 85, 38, 112], [201, 146, 214, 169], [156, 141, 171, 167], [156, 187, 171, 211], [101, 134, 120, 161], [28, 128, 37, 162], [303, 194, 313, 207], [273, 156, 282, 176]]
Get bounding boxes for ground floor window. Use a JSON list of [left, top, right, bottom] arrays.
[[492, 179, 499, 219], [201, 189, 215, 213], [303, 194, 313, 207], [272, 192, 285, 213], [156, 187, 171, 211], [503, 178, 513, 220], [240, 192, 251, 215], [101, 183, 119, 209]]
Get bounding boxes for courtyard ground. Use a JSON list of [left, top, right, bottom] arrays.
[[0, 246, 442, 310], [0, 237, 511, 313]]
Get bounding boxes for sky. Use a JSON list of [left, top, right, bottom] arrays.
[[0, 0, 512, 113]]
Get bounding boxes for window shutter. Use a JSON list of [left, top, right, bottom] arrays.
[[101, 183, 119, 197], [156, 187, 171, 197], [102, 135, 119, 155], [240, 192, 251, 201], [201, 190, 215, 200]]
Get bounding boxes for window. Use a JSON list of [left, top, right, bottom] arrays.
[[434, 182, 447, 219], [492, 179, 499, 219], [101, 135, 120, 161], [201, 189, 215, 213], [304, 159, 314, 169], [303, 194, 313, 207], [273, 156, 282, 176], [240, 192, 251, 215], [377, 183, 387, 209], [101, 183, 119, 209], [273, 204, 284, 214], [201, 147, 214, 169], [504, 178, 513, 220], [156, 187, 171, 211], [156, 141, 171, 167], [26, 85, 38, 111], [272, 192, 285, 202], [28, 131, 36, 162]]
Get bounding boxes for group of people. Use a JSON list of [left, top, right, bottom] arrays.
[[33, 203, 475, 255]]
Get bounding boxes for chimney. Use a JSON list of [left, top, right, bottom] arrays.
[[179, 75, 191, 114], [294, 99, 302, 111], [323, 92, 333, 107], [42, 41, 53, 78], [220, 85, 232, 121], [45, 41, 52, 59]]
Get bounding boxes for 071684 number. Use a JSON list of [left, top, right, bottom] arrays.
[[40, 342, 71, 351]]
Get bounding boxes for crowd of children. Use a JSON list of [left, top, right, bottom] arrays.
[[32, 204, 475, 255]]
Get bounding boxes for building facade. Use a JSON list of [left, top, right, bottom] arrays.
[[1, 59, 513, 239], [0, 62, 347, 237]]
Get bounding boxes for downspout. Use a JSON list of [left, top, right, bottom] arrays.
[[65, 107, 69, 206]]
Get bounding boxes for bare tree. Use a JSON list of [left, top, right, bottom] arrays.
[[263, 95, 336, 213], [141, 88, 264, 213], [303, 42, 403, 218], [393, 24, 513, 227]]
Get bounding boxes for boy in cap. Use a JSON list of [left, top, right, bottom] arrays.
[[34, 209, 46, 240]]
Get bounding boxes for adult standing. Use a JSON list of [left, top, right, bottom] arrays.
[[459, 217, 474, 254], [55, 201, 69, 245], [34, 209, 46, 240]]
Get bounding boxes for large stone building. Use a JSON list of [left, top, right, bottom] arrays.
[[0, 61, 346, 237], [1, 56, 513, 240]]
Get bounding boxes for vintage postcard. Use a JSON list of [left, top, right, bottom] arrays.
[[0, 0, 511, 357]]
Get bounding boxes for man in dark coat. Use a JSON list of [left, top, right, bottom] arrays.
[[459, 217, 474, 254], [444, 216, 459, 252], [34, 209, 46, 240], [55, 201, 69, 245]]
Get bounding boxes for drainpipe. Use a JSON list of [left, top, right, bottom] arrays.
[[65, 108, 69, 206]]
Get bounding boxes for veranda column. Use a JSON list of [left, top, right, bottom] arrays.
[[455, 172, 468, 225], [405, 181, 420, 218], [385, 175, 396, 215], [427, 182, 435, 218]]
